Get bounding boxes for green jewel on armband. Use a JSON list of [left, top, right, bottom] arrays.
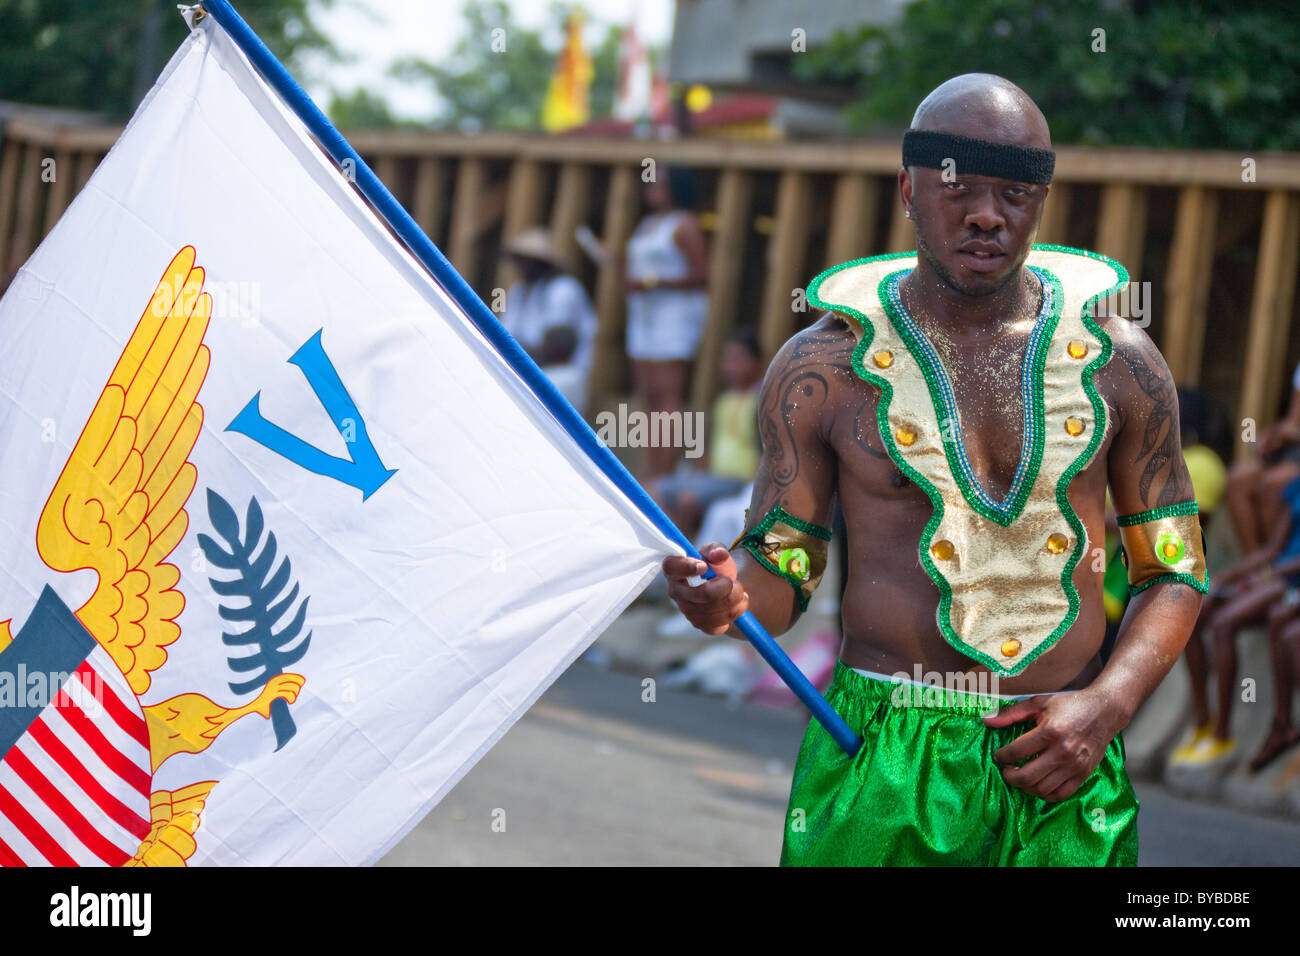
[[778, 547, 811, 582], [1156, 532, 1185, 565]]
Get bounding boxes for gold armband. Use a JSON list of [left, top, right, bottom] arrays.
[[1117, 502, 1209, 594], [734, 506, 832, 612]]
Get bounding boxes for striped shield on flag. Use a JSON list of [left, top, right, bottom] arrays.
[[0, 587, 153, 866]]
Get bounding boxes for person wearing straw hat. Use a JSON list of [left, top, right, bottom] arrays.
[[501, 227, 597, 380]]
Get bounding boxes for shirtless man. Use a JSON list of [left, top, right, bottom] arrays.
[[662, 74, 1206, 866]]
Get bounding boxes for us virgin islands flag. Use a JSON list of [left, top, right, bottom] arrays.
[[0, 12, 677, 866]]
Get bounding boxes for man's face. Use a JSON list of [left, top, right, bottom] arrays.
[[904, 166, 1047, 298]]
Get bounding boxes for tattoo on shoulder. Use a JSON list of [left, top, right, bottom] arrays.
[[754, 326, 852, 500], [1116, 332, 1193, 507]]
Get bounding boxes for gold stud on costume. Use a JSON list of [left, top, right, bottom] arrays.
[[1157, 533, 1185, 565], [1067, 340, 1088, 359], [930, 539, 955, 561], [1001, 639, 1021, 658], [873, 349, 894, 369], [1045, 532, 1069, 554], [895, 426, 917, 447], [1064, 416, 1085, 436], [779, 547, 812, 581]]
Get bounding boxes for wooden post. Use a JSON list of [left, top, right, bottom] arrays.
[[0, 140, 21, 278], [1236, 190, 1300, 460], [448, 157, 487, 289], [496, 157, 546, 291], [1094, 182, 1148, 285], [758, 169, 812, 360], [825, 172, 876, 266], [41, 149, 74, 237], [1036, 182, 1071, 246], [72, 151, 98, 194], [690, 167, 753, 412], [9, 144, 44, 273], [374, 155, 397, 192], [590, 164, 640, 404], [1162, 186, 1218, 385], [410, 157, 447, 248], [549, 162, 591, 274]]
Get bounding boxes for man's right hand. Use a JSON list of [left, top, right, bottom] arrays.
[[662, 543, 750, 636]]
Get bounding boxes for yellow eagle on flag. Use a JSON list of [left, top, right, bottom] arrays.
[[0, 246, 303, 866]]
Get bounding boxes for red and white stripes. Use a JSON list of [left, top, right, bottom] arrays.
[[0, 646, 151, 866]]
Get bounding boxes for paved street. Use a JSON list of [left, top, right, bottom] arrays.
[[381, 661, 1300, 866]]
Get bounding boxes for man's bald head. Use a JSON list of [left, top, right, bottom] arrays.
[[911, 73, 1051, 150]]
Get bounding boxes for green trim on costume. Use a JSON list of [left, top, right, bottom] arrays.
[[749, 504, 832, 541], [806, 244, 1130, 676], [1117, 501, 1201, 526], [1129, 570, 1210, 595], [1044, 244, 1128, 677], [878, 266, 1063, 527]]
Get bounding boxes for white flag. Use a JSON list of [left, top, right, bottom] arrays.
[[0, 15, 678, 866]]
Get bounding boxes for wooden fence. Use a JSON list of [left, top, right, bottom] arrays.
[[2, 109, 1298, 460]]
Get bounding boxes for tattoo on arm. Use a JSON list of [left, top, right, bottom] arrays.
[[1118, 334, 1193, 507], [750, 327, 852, 517]]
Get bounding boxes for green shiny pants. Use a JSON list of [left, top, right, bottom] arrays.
[[780, 662, 1139, 866]]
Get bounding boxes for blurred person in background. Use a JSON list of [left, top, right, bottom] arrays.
[[1171, 473, 1300, 768], [501, 227, 597, 381], [537, 324, 588, 416], [1224, 360, 1300, 554], [623, 166, 710, 479], [1253, 578, 1300, 771], [651, 327, 763, 539]]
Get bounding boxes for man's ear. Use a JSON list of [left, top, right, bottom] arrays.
[[898, 166, 913, 218]]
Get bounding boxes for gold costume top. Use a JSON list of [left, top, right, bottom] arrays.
[[805, 244, 1198, 676]]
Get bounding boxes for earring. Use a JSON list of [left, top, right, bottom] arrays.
[[905, 210, 911, 219]]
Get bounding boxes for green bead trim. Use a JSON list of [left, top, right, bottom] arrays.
[[879, 266, 1063, 527], [1116, 500, 1201, 526], [807, 243, 1129, 676], [738, 505, 832, 612], [1129, 569, 1210, 595], [748, 505, 832, 541]]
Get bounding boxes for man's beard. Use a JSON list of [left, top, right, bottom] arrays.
[[913, 208, 1021, 299]]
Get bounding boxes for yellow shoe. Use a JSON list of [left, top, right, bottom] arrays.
[[1168, 723, 1214, 766], [1178, 735, 1237, 767]]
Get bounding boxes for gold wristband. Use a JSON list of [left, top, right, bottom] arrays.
[[735, 506, 832, 612], [1117, 503, 1209, 594]]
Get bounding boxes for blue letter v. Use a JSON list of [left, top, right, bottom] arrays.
[[227, 329, 396, 501]]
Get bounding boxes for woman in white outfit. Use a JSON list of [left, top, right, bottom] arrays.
[[623, 167, 710, 478]]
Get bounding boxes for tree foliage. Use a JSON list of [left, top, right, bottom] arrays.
[[794, 0, 1299, 149], [328, 87, 407, 129], [0, 0, 337, 119], [388, 0, 625, 132]]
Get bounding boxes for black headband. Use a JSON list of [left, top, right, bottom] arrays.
[[902, 129, 1055, 185]]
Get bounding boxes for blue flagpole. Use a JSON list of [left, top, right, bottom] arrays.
[[197, 0, 862, 758]]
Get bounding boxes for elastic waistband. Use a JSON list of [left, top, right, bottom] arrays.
[[851, 666, 1076, 702], [831, 661, 1062, 715]]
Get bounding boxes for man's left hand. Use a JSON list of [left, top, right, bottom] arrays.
[[983, 689, 1126, 803]]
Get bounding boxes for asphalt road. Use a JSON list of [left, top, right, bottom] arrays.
[[380, 661, 1300, 867]]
